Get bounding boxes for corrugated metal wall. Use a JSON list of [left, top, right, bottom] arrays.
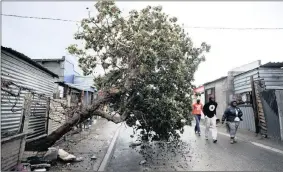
[[275, 90, 283, 141], [1, 85, 25, 137], [27, 97, 48, 141], [234, 67, 283, 94], [1, 134, 26, 171], [238, 105, 256, 132], [233, 67, 283, 136], [259, 68, 283, 90], [260, 90, 281, 140], [234, 69, 260, 94], [1, 51, 57, 139]]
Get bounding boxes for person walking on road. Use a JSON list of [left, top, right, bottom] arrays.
[[203, 97, 218, 143], [192, 99, 203, 136], [222, 100, 243, 144]]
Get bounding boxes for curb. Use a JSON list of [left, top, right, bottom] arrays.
[[97, 123, 123, 171]]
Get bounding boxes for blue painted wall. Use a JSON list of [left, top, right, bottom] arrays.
[[63, 56, 83, 83], [64, 59, 74, 83]]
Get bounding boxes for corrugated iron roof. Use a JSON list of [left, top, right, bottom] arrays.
[[260, 62, 283, 68], [1, 46, 59, 78], [33, 56, 65, 62]]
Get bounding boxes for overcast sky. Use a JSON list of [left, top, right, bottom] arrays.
[[2, 1, 283, 86]]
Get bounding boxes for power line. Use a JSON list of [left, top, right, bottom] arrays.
[[2, 14, 79, 23], [183, 26, 283, 30], [2, 13, 283, 30]]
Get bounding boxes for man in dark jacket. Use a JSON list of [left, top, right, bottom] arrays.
[[203, 97, 218, 143], [222, 100, 243, 144]]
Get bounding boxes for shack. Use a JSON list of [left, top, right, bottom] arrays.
[[233, 62, 283, 139], [1, 46, 58, 171]]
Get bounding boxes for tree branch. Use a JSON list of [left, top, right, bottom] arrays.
[[94, 110, 125, 123]]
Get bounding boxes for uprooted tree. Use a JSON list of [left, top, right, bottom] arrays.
[[29, 0, 210, 150]]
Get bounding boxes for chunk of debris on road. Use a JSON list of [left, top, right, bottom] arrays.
[[58, 149, 76, 161], [130, 142, 142, 147], [15, 163, 31, 171], [69, 140, 75, 143], [26, 156, 48, 165], [43, 147, 59, 162], [33, 168, 47, 172], [139, 160, 147, 165], [91, 155, 97, 160], [143, 167, 149, 171], [31, 164, 51, 168], [74, 157, 84, 162]]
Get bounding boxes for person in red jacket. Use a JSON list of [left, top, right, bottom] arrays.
[[192, 99, 203, 136]]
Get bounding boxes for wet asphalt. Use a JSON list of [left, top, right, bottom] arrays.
[[106, 124, 283, 171]]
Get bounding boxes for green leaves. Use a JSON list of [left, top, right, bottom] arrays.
[[68, 0, 210, 142]]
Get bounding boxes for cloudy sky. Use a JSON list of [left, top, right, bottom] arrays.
[[2, 1, 283, 86]]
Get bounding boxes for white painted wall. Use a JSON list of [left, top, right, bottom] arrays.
[[204, 78, 228, 119]]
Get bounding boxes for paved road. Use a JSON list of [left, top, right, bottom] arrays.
[[50, 119, 119, 171], [106, 124, 283, 171]]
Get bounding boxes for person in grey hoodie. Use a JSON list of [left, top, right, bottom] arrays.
[[222, 100, 243, 144]]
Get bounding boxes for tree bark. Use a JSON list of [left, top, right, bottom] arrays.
[[26, 92, 126, 151]]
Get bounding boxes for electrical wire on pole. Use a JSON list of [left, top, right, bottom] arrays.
[[2, 13, 283, 30]]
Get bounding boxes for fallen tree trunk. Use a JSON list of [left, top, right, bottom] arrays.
[[26, 92, 126, 151]]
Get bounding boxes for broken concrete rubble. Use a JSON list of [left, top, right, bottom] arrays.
[[21, 147, 84, 171], [43, 147, 58, 162], [139, 160, 147, 165], [91, 155, 97, 160]]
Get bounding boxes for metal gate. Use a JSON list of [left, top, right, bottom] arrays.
[[260, 90, 281, 140], [238, 104, 256, 132], [26, 95, 49, 142]]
